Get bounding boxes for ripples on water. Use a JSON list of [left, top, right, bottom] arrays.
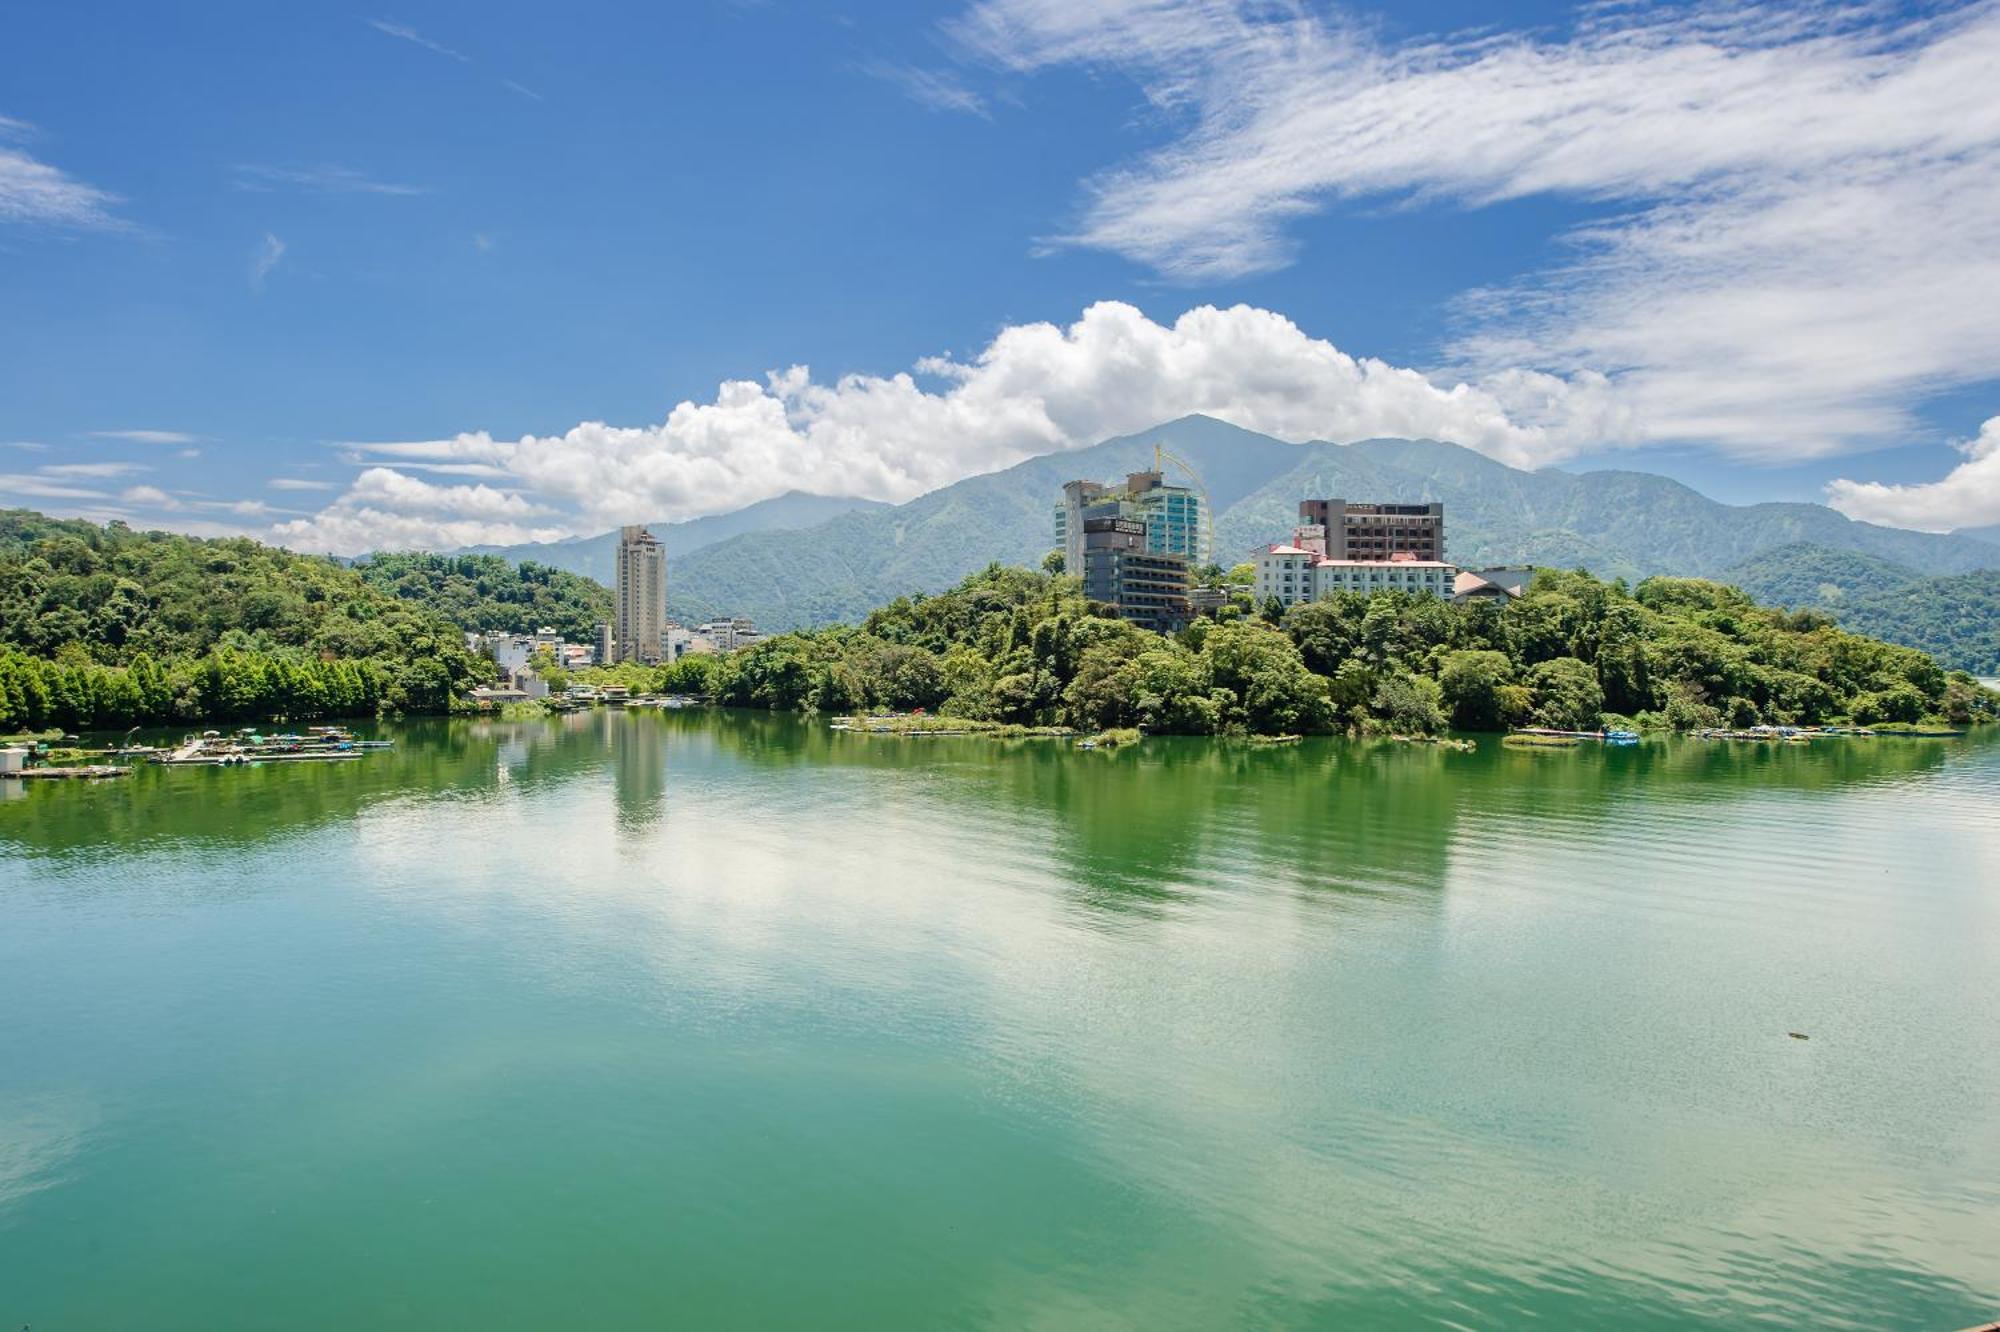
[[1, 713, 1997, 1330]]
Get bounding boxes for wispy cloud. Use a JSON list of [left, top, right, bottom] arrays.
[[232, 163, 428, 196], [268, 477, 337, 492], [2, 440, 48, 452], [366, 18, 468, 63], [859, 60, 989, 118], [363, 19, 547, 106], [90, 429, 198, 445], [250, 232, 286, 290], [944, 2, 2000, 464], [0, 114, 124, 230], [38, 461, 148, 479], [118, 484, 177, 508], [0, 473, 110, 501]]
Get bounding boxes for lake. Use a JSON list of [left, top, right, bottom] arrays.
[[3, 710, 1998, 1329]]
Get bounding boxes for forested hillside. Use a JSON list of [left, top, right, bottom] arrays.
[[1726, 543, 2000, 674], [0, 510, 489, 731], [356, 552, 611, 640]]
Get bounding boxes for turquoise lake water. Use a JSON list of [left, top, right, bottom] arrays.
[[3, 710, 1998, 1328]]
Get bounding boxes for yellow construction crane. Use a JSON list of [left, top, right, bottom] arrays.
[[1154, 442, 1216, 568]]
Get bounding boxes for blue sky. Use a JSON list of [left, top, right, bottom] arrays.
[[4, 1, 1999, 552]]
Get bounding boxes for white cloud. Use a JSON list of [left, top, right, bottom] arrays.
[[271, 466, 569, 555], [232, 164, 428, 196], [0, 115, 122, 230], [0, 473, 109, 501], [268, 477, 337, 491], [251, 232, 286, 289], [501, 79, 543, 102], [1826, 417, 2000, 534], [279, 299, 1629, 554], [118, 484, 178, 508], [91, 428, 198, 444], [944, 2, 2000, 461], [366, 18, 468, 63], [39, 461, 147, 479], [860, 61, 989, 117]]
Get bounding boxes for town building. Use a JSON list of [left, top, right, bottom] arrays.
[[614, 525, 666, 664], [1079, 516, 1191, 633], [596, 622, 614, 666], [1298, 499, 1444, 562], [663, 623, 703, 661], [694, 617, 761, 652], [1452, 566, 1536, 606], [1186, 584, 1234, 616], [1056, 470, 1209, 572], [1256, 546, 1457, 607]]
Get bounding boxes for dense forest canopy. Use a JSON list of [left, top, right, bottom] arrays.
[[613, 564, 1998, 735], [355, 551, 612, 640], [0, 510, 489, 730]]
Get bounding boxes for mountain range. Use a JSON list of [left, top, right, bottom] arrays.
[[466, 415, 2000, 663]]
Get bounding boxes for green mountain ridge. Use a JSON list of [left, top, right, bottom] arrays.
[[1725, 543, 2000, 674], [650, 416, 2000, 631]]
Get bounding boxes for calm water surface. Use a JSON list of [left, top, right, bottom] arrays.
[[3, 712, 1998, 1329]]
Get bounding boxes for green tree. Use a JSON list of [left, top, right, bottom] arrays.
[[1527, 657, 1606, 730]]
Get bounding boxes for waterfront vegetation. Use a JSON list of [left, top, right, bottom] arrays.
[[6, 507, 1994, 738], [0, 510, 490, 731], [574, 563, 2000, 736]]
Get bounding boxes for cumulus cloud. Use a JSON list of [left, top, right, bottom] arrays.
[[274, 300, 1632, 555], [943, 1, 2000, 460], [272, 466, 570, 555], [1826, 417, 2000, 534], [0, 115, 122, 229]]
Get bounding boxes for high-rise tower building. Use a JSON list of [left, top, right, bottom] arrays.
[[1054, 470, 1208, 572], [614, 524, 666, 664]]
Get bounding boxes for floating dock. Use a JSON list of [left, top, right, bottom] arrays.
[[153, 727, 388, 767]]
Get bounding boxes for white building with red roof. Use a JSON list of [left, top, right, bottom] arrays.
[[1255, 545, 1457, 608]]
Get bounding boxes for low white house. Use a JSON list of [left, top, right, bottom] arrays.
[[1255, 545, 1457, 607]]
